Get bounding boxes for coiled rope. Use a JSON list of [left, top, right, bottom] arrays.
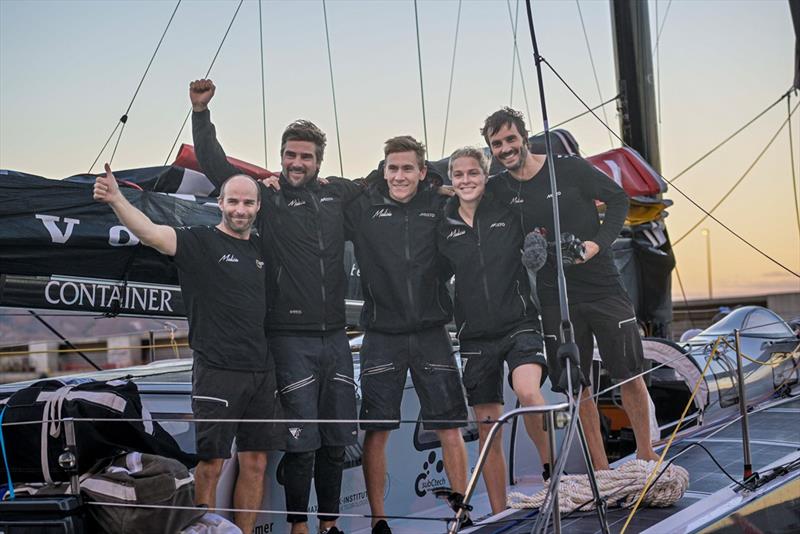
[[508, 459, 689, 512]]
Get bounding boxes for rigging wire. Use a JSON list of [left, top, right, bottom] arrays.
[[505, 0, 534, 125], [412, 0, 429, 155], [672, 264, 696, 329], [322, 0, 344, 176], [538, 56, 800, 278], [163, 0, 244, 166], [258, 0, 269, 169], [652, 0, 673, 54], [672, 101, 800, 246], [788, 92, 800, 281], [509, 0, 520, 106], [532, 95, 619, 135], [88, 0, 182, 173], [671, 92, 789, 183], [440, 0, 462, 158], [575, 0, 614, 147]]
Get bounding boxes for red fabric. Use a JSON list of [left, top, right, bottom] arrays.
[[586, 147, 666, 198], [173, 144, 279, 181]]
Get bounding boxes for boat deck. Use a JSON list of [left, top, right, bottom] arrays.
[[464, 395, 800, 534]]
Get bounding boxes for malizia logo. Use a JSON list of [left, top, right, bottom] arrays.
[[288, 198, 306, 207], [372, 208, 392, 219], [414, 451, 449, 497], [447, 228, 466, 240]]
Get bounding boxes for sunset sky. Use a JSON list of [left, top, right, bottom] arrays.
[[1, 0, 798, 300]]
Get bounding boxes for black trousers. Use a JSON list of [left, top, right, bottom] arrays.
[[282, 446, 345, 524]]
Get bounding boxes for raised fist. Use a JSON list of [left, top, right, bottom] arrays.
[[189, 79, 216, 112]]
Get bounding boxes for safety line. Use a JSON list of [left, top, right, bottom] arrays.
[[258, 0, 269, 169], [672, 101, 800, 246], [440, 0, 462, 158], [575, 0, 613, 147], [87, 0, 182, 174], [413, 0, 429, 155], [84, 501, 453, 523], [0, 416, 513, 428], [322, 0, 344, 177], [163, 0, 244, 166]]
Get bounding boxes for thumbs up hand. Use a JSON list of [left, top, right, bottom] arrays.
[[93, 163, 121, 204]]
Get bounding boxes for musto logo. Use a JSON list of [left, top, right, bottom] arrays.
[[414, 451, 449, 497]]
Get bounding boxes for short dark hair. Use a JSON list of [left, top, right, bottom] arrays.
[[480, 107, 529, 145], [219, 174, 261, 203], [281, 120, 327, 162], [383, 135, 426, 169]]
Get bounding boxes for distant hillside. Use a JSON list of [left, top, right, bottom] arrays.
[[0, 309, 189, 347]]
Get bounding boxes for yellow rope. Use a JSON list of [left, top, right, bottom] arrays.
[[619, 335, 721, 534], [719, 337, 797, 367], [0, 342, 190, 358]]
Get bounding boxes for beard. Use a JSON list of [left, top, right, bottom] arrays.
[[283, 165, 319, 187], [222, 212, 255, 235], [498, 143, 529, 172]]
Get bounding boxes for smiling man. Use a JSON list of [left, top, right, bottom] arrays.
[[345, 136, 469, 534], [190, 79, 361, 534], [93, 166, 281, 534], [482, 107, 659, 471]]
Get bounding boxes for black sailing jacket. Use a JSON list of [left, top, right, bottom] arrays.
[[437, 193, 537, 341], [192, 110, 360, 333], [345, 180, 452, 333]]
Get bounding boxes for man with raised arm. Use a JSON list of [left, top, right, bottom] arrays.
[[190, 79, 359, 534], [345, 136, 468, 534], [481, 108, 659, 471], [93, 165, 281, 534]]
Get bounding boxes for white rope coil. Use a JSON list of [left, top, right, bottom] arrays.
[[508, 459, 689, 513]]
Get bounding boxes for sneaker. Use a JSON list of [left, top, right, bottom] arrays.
[[320, 528, 343, 534], [447, 492, 473, 529], [371, 519, 392, 534], [542, 462, 551, 482]]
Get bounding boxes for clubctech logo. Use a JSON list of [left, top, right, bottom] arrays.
[[414, 451, 449, 497]]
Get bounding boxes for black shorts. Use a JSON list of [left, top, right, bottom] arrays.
[[192, 359, 284, 461], [460, 325, 547, 406], [541, 292, 644, 393], [359, 326, 467, 431], [270, 331, 358, 452]]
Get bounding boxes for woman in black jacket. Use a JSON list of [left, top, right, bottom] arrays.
[[438, 147, 550, 514]]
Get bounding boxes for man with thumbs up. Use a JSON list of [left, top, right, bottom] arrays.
[[94, 165, 282, 534]]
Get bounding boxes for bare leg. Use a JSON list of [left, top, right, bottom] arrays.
[[621, 378, 659, 461], [511, 364, 551, 466], [435, 427, 468, 497], [578, 389, 610, 470], [234, 451, 267, 533], [362, 430, 391, 527], [290, 522, 309, 534], [473, 404, 507, 514], [194, 458, 224, 510]]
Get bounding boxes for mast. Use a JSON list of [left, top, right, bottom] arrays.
[[610, 0, 661, 173]]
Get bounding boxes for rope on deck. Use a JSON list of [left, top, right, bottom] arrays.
[[507, 459, 689, 513]]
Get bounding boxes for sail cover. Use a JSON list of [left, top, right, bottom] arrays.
[[0, 168, 220, 317]]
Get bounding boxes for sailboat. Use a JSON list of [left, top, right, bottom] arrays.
[[1, 1, 799, 533]]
